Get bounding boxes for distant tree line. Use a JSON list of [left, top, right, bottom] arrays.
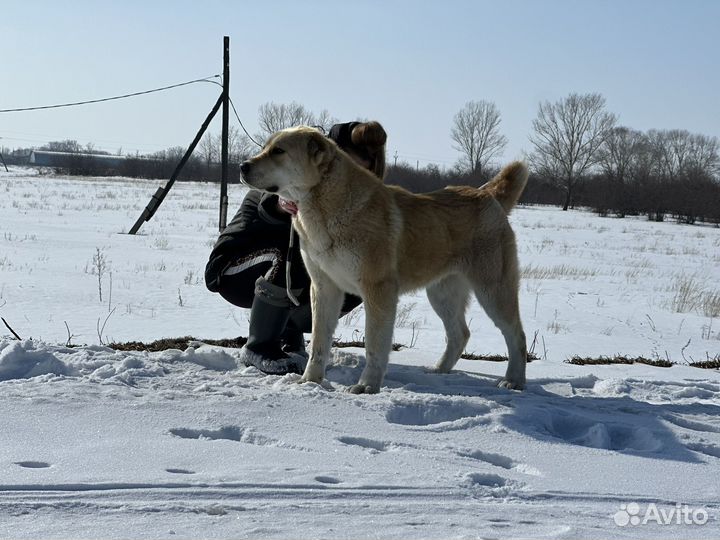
[[577, 128, 719, 224], [2, 101, 336, 182], [2, 133, 250, 181], [392, 93, 719, 225], [523, 93, 719, 224], [4, 95, 718, 224]]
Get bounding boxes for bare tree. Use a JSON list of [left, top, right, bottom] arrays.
[[41, 140, 81, 153], [642, 129, 720, 223], [647, 129, 689, 179], [199, 127, 254, 172], [685, 133, 720, 177], [227, 126, 254, 163], [199, 132, 219, 170], [451, 100, 507, 176], [257, 101, 311, 135], [646, 129, 720, 179], [529, 93, 616, 210], [256, 101, 338, 143], [314, 109, 340, 134], [595, 127, 647, 216], [597, 127, 645, 182]]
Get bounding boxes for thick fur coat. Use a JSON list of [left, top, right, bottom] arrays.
[[240, 126, 528, 394]]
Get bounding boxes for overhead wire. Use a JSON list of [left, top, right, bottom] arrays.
[[3, 75, 444, 157], [0, 75, 222, 113], [0, 73, 263, 151], [1, 72, 454, 164], [201, 77, 262, 148]]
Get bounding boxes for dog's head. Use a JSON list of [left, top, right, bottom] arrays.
[[240, 126, 337, 201]]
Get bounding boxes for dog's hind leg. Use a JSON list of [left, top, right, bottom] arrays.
[[426, 275, 471, 373], [472, 278, 527, 390], [349, 279, 399, 394], [301, 265, 345, 385]]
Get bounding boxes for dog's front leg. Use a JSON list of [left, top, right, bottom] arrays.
[[349, 280, 398, 394], [300, 265, 344, 385]]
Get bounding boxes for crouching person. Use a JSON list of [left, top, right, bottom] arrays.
[[204, 121, 387, 375]]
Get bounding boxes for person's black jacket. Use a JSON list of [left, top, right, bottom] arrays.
[[204, 122, 363, 294], [205, 190, 292, 293]]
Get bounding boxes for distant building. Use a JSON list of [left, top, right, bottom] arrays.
[[28, 150, 125, 169]]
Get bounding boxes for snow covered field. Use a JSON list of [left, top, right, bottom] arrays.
[[1, 168, 719, 539]]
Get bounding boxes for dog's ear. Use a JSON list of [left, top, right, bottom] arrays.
[[307, 130, 336, 173]]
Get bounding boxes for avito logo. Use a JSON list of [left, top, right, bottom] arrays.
[[613, 502, 709, 527]]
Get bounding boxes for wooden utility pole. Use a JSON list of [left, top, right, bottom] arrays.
[[129, 94, 223, 234], [128, 36, 231, 235], [219, 36, 230, 231]]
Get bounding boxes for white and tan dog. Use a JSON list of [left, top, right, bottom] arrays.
[[240, 126, 528, 394]]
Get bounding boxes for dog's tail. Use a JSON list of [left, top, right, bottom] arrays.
[[481, 161, 529, 213]]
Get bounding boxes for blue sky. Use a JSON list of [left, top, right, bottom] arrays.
[[1, 0, 718, 169]]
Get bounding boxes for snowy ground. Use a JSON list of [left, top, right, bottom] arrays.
[[1, 168, 719, 539]]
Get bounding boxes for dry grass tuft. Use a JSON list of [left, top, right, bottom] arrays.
[[566, 355, 673, 368]]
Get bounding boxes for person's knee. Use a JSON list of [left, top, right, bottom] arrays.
[[218, 286, 254, 308], [215, 271, 261, 308]]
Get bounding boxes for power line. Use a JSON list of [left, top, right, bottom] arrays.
[[228, 97, 262, 148], [3, 74, 438, 157], [0, 75, 221, 113], [200, 78, 262, 148]]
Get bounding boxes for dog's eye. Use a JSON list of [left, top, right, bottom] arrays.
[[271, 147, 285, 156]]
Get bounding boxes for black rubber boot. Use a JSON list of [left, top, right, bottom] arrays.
[[239, 277, 306, 375], [282, 303, 311, 357], [280, 295, 360, 356]]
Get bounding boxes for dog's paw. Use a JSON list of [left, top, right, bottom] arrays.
[[427, 366, 452, 374], [299, 375, 323, 385], [497, 378, 525, 391], [300, 362, 326, 384], [347, 383, 380, 395]]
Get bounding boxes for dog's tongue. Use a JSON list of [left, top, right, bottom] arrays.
[[278, 197, 298, 216]]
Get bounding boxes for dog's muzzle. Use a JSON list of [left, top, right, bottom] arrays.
[[239, 161, 278, 192]]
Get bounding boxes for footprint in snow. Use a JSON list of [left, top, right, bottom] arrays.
[[686, 443, 720, 459], [315, 475, 342, 484], [338, 436, 390, 452], [465, 472, 509, 488], [166, 468, 196, 475], [663, 414, 720, 434], [168, 425, 312, 452], [457, 449, 514, 469], [519, 409, 665, 453], [462, 472, 524, 497], [169, 426, 275, 446], [457, 449, 542, 476], [337, 436, 411, 453], [14, 461, 51, 469], [385, 399, 491, 430]]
